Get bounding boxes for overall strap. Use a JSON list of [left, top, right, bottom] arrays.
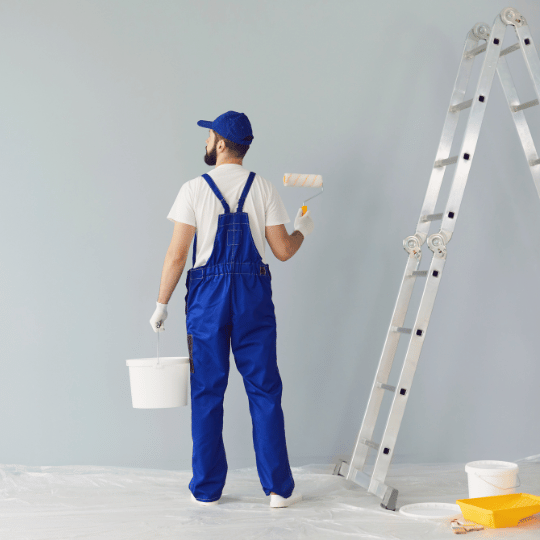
[[236, 172, 256, 213], [202, 173, 230, 213], [192, 233, 197, 267]]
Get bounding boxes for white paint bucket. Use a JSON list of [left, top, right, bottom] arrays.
[[465, 460, 520, 498], [126, 356, 190, 408]]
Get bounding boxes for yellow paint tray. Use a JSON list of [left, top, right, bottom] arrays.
[[456, 493, 540, 528]]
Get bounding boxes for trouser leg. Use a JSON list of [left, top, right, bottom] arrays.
[[187, 312, 231, 502], [231, 276, 295, 498]]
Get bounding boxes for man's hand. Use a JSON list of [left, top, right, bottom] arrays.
[[294, 207, 314, 237], [150, 302, 168, 332]]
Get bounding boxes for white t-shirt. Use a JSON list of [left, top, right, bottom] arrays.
[[167, 163, 290, 268]]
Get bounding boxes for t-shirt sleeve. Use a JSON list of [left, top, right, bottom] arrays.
[[167, 181, 197, 227], [265, 181, 290, 226]]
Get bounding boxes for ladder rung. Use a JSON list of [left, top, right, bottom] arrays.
[[464, 39, 519, 60], [434, 156, 458, 168], [500, 42, 521, 57], [420, 213, 443, 222], [411, 270, 428, 277], [360, 438, 380, 451], [449, 98, 473, 113], [530, 158, 540, 167], [511, 99, 539, 113], [377, 382, 396, 393], [464, 43, 486, 59], [391, 326, 412, 334]]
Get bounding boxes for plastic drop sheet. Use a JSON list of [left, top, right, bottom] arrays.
[[1, 456, 539, 539]]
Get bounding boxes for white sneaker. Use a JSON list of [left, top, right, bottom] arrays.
[[270, 491, 303, 508], [191, 493, 219, 506]]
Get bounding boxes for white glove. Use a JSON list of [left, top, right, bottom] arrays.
[[150, 301, 168, 332], [294, 207, 314, 237]]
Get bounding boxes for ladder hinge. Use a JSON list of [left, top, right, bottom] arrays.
[[427, 233, 448, 259], [403, 234, 424, 260]]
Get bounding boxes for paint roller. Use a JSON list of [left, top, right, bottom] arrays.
[[283, 174, 324, 216]]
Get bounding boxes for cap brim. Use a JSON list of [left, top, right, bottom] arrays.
[[197, 120, 213, 129]]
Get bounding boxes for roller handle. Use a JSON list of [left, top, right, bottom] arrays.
[[302, 205, 307, 216]]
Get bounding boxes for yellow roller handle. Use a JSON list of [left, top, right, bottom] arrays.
[[302, 205, 307, 216]]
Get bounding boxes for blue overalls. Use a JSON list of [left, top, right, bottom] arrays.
[[185, 171, 295, 503]]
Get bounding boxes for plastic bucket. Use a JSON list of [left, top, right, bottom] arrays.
[[126, 356, 190, 408], [465, 460, 520, 498]]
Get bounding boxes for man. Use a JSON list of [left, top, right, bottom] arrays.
[[149, 111, 314, 508]]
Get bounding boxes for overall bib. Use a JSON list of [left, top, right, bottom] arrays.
[[185, 171, 295, 502]]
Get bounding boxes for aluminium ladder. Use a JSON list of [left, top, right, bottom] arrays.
[[333, 7, 540, 511]]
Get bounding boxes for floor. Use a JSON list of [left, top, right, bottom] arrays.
[[0, 455, 539, 539]]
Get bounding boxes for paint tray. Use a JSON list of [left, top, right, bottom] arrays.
[[456, 493, 540, 528]]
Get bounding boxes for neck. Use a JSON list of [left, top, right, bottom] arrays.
[[216, 156, 243, 167]]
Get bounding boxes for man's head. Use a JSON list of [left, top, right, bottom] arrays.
[[198, 110, 254, 167], [204, 129, 251, 166]]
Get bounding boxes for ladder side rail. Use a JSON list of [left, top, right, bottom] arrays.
[[515, 21, 540, 103], [346, 25, 489, 478], [416, 28, 488, 243], [497, 56, 540, 197], [441, 16, 509, 243], [369, 254, 446, 489], [347, 256, 419, 477], [370, 12, 508, 490]]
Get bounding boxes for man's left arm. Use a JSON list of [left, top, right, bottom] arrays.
[[157, 221, 196, 304]]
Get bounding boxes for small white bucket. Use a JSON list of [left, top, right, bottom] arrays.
[[126, 356, 190, 408], [465, 460, 520, 498]]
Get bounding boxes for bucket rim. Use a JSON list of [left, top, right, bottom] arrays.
[[126, 356, 189, 367], [465, 460, 519, 474]]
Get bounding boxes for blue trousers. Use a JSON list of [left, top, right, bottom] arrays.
[[185, 171, 295, 502]]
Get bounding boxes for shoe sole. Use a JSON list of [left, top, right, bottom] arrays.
[[191, 493, 219, 506], [270, 493, 303, 508]]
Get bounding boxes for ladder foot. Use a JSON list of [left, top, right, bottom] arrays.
[[332, 458, 346, 477], [381, 487, 399, 511]]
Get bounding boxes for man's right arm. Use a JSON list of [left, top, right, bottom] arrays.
[[265, 225, 304, 262]]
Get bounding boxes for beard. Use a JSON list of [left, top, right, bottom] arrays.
[[204, 143, 217, 166]]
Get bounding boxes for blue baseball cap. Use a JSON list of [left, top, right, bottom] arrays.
[[197, 111, 254, 146]]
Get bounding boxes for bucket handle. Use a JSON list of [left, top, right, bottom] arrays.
[[474, 472, 521, 490], [154, 323, 164, 369]]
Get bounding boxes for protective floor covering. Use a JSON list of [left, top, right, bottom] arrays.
[[1, 455, 539, 539]]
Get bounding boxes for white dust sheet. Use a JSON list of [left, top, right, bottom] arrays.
[[1, 455, 539, 539]]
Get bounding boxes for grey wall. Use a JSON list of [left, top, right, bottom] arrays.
[[1, 0, 539, 472]]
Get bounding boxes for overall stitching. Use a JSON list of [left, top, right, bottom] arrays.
[[189, 262, 270, 280], [227, 228, 241, 246]]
